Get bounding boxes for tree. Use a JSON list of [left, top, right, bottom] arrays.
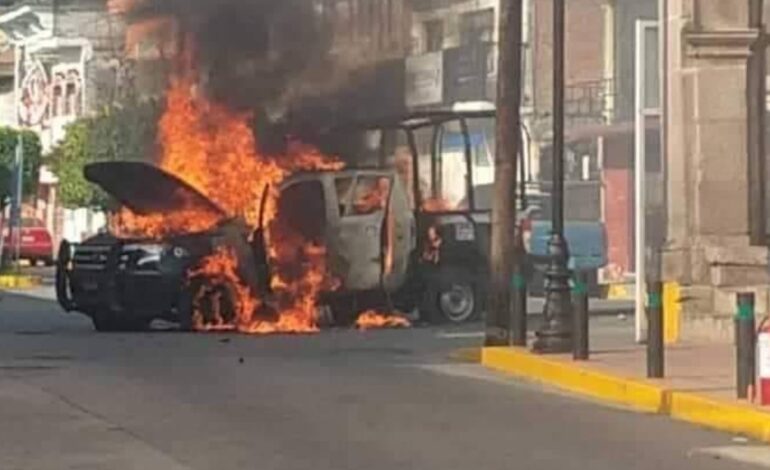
[[51, 99, 160, 210], [0, 128, 43, 212]]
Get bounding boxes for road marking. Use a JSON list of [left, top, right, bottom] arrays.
[[436, 331, 484, 339], [690, 446, 770, 468]]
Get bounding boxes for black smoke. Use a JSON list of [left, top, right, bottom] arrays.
[[125, 0, 402, 158], [127, 0, 332, 115]]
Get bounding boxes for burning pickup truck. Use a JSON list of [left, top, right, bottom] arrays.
[[56, 161, 416, 332]]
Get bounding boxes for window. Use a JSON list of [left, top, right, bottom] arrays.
[[350, 176, 391, 216], [277, 180, 327, 243], [424, 19, 443, 52], [460, 9, 494, 45], [334, 176, 354, 216]]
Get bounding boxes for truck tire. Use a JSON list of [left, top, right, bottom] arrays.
[[177, 288, 195, 332], [191, 278, 239, 328], [421, 267, 481, 325]]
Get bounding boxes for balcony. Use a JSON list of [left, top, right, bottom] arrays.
[[564, 78, 616, 126]]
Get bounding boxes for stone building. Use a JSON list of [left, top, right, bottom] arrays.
[[663, 0, 770, 341], [0, 0, 126, 241]]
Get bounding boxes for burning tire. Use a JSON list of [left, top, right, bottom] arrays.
[[190, 277, 240, 329], [421, 267, 481, 325]]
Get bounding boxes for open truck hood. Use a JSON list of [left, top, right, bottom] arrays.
[[85, 161, 226, 219]]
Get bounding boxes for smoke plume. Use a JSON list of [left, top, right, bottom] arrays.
[[128, 0, 333, 115]]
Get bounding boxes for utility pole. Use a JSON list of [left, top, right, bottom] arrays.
[[12, 133, 24, 273], [748, 0, 766, 246], [533, 0, 573, 353], [486, 0, 524, 347]]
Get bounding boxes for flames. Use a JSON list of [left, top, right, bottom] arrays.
[[188, 247, 258, 332], [116, 71, 408, 334], [111, 34, 412, 333], [421, 196, 455, 213], [114, 71, 345, 334], [355, 310, 411, 330]]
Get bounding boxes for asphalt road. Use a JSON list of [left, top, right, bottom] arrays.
[[0, 292, 766, 470]]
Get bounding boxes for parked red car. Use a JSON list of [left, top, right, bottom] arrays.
[[1, 218, 55, 266]]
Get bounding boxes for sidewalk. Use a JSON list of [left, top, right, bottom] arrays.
[[482, 319, 770, 443]]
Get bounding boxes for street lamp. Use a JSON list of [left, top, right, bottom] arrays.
[[533, 0, 573, 354]]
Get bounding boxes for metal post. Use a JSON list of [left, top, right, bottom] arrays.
[[511, 231, 528, 347], [634, 20, 647, 344], [572, 271, 589, 361], [736, 293, 756, 399], [486, 0, 523, 347], [647, 281, 664, 378], [534, 0, 572, 354]]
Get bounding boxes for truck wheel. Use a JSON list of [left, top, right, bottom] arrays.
[[193, 280, 239, 328], [422, 268, 480, 324], [177, 288, 195, 332], [328, 296, 356, 327]]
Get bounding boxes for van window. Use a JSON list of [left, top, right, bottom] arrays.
[[334, 176, 354, 216], [277, 180, 327, 244]]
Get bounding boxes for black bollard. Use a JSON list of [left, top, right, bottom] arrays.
[[646, 281, 664, 378], [736, 293, 756, 399], [511, 261, 528, 347], [572, 271, 589, 360]]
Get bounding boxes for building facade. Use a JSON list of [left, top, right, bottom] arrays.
[[0, 0, 127, 242]]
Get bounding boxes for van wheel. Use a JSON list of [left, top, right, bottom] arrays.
[[421, 268, 480, 324]]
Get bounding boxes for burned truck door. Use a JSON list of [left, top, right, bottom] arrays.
[[382, 175, 414, 292], [332, 171, 392, 292]]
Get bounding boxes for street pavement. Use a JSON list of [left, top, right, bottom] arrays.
[[0, 292, 766, 470]]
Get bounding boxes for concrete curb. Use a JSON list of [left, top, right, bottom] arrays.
[[448, 347, 482, 363], [482, 347, 770, 442], [0, 275, 42, 289]]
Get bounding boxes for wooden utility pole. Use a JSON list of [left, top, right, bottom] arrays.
[[486, 0, 523, 347]]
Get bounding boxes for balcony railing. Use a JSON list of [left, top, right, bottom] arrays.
[[564, 78, 616, 125]]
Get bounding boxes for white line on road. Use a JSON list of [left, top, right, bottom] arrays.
[[435, 331, 484, 339]]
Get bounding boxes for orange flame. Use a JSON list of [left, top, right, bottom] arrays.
[[422, 225, 443, 264], [117, 68, 343, 334], [188, 247, 259, 332], [355, 310, 412, 330], [352, 177, 390, 215], [422, 196, 455, 213]]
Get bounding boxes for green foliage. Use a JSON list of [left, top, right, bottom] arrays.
[[51, 99, 161, 210], [0, 128, 43, 210]]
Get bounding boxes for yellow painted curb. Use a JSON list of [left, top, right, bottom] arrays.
[[482, 347, 770, 442], [0, 275, 42, 289], [482, 347, 664, 413], [668, 392, 770, 443]]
